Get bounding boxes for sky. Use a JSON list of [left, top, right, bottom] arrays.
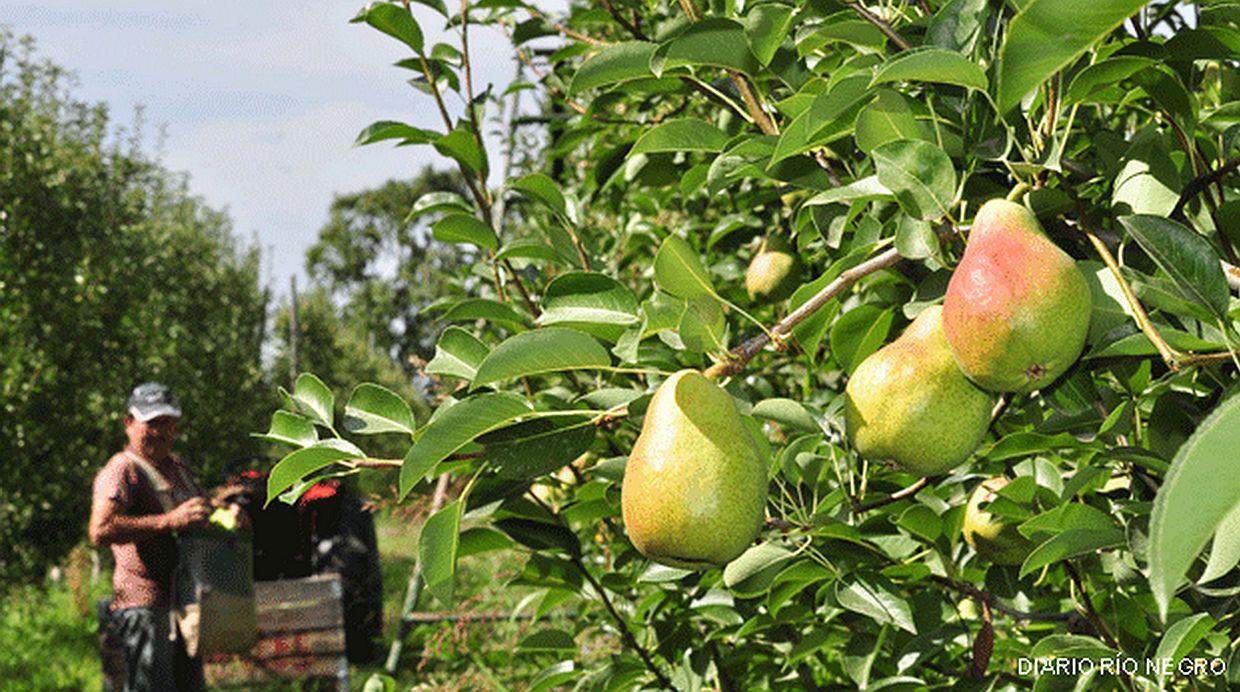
[[2, 1, 533, 295]]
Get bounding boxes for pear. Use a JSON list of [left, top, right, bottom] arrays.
[[845, 306, 994, 476], [962, 477, 1033, 566], [622, 370, 767, 569], [942, 199, 1091, 393], [209, 507, 238, 532], [746, 235, 802, 303]]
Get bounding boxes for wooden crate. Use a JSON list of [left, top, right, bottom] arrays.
[[203, 574, 348, 690]]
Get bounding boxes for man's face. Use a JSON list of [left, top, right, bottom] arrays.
[[124, 415, 179, 460]]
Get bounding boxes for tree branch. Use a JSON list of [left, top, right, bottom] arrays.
[[704, 247, 904, 378]]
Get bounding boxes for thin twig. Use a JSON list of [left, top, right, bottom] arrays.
[[1171, 155, 1240, 220], [527, 492, 672, 687], [600, 0, 647, 39], [846, 2, 911, 51], [704, 247, 904, 378], [851, 477, 930, 514], [730, 73, 778, 135]]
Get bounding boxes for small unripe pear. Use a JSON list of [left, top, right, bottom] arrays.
[[943, 199, 1091, 392], [962, 477, 1033, 566], [845, 306, 994, 476], [209, 507, 238, 532], [622, 370, 767, 569], [746, 236, 802, 303]]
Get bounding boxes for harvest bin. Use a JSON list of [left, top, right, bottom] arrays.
[[174, 529, 258, 657]]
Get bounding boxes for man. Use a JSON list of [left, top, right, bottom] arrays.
[[89, 382, 209, 691]]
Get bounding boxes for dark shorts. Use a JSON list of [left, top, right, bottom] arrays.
[[103, 607, 204, 692]]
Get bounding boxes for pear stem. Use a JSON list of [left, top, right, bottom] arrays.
[[705, 247, 904, 378], [1006, 181, 1030, 202]]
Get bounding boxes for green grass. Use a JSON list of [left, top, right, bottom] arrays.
[[0, 577, 109, 691]]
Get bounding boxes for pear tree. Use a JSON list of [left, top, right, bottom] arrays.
[[266, 1, 1240, 688]]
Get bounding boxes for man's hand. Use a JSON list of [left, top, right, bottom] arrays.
[[165, 497, 211, 530]]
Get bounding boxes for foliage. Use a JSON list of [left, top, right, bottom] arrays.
[[279, 0, 1240, 688], [0, 30, 274, 583]]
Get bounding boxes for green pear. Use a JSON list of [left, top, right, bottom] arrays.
[[209, 507, 238, 532], [943, 199, 1091, 393], [746, 236, 802, 303], [845, 306, 994, 476], [621, 370, 767, 569], [962, 477, 1033, 566]]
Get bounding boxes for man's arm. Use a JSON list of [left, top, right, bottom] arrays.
[[89, 493, 211, 546], [89, 498, 173, 545]]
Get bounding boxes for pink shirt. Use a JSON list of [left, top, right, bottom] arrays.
[[92, 451, 200, 609]]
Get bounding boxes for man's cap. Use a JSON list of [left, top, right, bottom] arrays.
[[127, 382, 182, 421]]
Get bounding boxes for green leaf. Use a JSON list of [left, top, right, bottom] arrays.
[[255, 411, 318, 448], [420, 500, 463, 606], [830, 306, 895, 374], [292, 373, 334, 428], [835, 578, 916, 634], [568, 41, 656, 95], [870, 47, 987, 90], [652, 19, 761, 77], [343, 383, 415, 435], [751, 399, 821, 434], [399, 393, 532, 497], [354, 120, 437, 146], [494, 518, 580, 555], [1200, 503, 1240, 584], [1065, 56, 1157, 104], [1149, 394, 1240, 620], [478, 417, 596, 479], [724, 542, 794, 593], [511, 173, 567, 216], [267, 439, 364, 501], [1154, 613, 1214, 679], [407, 191, 471, 221], [431, 213, 498, 251], [654, 235, 716, 300], [1018, 528, 1126, 577], [1118, 215, 1229, 319], [744, 4, 794, 66], [894, 215, 939, 260], [440, 299, 531, 331], [495, 239, 565, 264], [519, 629, 577, 654], [631, 119, 730, 156], [872, 140, 957, 220], [1085, 327, 1224, 359], [802, 175, 893, 207], [354, 2, 424, 54], [927, 0, 988, 53], [434, 127, 486, 175], [678, 295, 727, 353], [425, 327, 490, 382], [771, 74, 872, 163], [996, 0, 1148, 113], [472, 328, 611, 388], [538, 272, 640, 339], [854, 91, 931, 154], [458, 526, 515, 558]]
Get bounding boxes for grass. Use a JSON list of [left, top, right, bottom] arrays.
[[0, 575, 110, 691], [0, 512, 585, 691]]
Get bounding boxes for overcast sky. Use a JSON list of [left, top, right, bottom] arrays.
[[2, 0, 532, 295]]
